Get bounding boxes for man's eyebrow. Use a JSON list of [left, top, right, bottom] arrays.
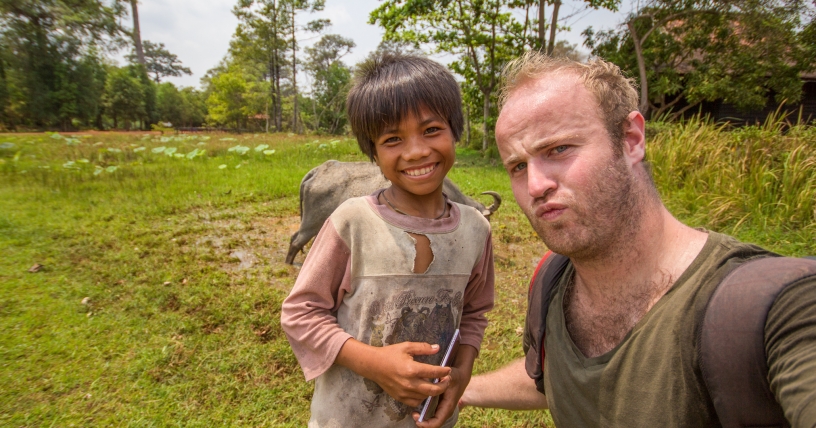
[[502, 153, 522, 169], [502, 134, 580, 169]]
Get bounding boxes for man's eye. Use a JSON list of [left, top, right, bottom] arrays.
[[552, 145, 568, 154], [512, 162, 527, 173]]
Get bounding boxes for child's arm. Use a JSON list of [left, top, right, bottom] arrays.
[[335, 338, 453, 407], [281, 219, 354, 381]]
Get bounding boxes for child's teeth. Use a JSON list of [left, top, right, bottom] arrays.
[[408, 166, 433, 176]]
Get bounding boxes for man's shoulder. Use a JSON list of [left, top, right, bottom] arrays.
[[693, 230, 776, 273]]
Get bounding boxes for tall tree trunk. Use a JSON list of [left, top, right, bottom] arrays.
[[627, 20, 650, 117], [272, 0, 282, 132], [291, 5, 299, 134], [130, 0, 145, 65], [539, 0, 546, 50], [482, 89, 490, 151], [547, 0, 561, 55], [465, 103, 471, 147], [275, 65, 282, 130]]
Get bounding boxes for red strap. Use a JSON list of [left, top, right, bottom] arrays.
[[529, 250, 554, 294], [529, 250, 554, 372]]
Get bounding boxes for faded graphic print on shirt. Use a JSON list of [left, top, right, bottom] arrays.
[[362, 288, 462, 421]]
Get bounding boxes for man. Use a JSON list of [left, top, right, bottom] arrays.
[[459, 51, 816, 426]]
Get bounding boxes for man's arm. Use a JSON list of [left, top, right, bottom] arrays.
[[459, 358, 548, 410], [765, 276, 816, 426]]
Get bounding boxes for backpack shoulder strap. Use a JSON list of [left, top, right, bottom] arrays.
[[701, 256, 816, 427], [524, 251, 570, 394]]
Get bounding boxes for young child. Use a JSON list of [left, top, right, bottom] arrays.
[[281, 53, 494, 428]]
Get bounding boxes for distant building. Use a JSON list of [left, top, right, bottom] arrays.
[[679, 73, 816, 125]]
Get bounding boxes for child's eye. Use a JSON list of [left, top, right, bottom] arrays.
[[424, 127, 441, 134], [382, 136, 400, 144]]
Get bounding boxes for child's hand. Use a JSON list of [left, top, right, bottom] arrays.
[[369, 342, 453, 406], [335, 339, 452, 407], [413, 344, 478, 428]]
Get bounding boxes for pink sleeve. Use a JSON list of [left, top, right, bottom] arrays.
[[280, 218, 354, 381], [458, 230, 495, 353]]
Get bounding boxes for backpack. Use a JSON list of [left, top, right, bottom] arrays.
[[524, 251, 816, 428]]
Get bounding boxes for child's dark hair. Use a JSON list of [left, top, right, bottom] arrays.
[[346, 53, 463, 161]]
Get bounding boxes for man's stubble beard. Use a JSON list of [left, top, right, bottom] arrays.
[[525, 151, 644, 261]]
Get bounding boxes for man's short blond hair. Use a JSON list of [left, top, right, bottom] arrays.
[[499, 51, 639, 148]]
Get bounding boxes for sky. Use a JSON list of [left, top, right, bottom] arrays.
[[120, 0, 639, 90]]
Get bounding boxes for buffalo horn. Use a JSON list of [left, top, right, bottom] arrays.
[[480, 191, 502, 216]]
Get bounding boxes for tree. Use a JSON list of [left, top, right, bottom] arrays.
[[156, 82, 184, 125], [126, 40, 191, 83], [304, 34, 354, 134], [371, 0, 617, 150], [206, 71, 251, 129], [103, 66, 146, 129], [128, 0, 145, 65], [287, 0, 329, 134], [156, 82, 206, 128], [372, 0, 533, 150], [232, 0, 290, 131], [364, 39, 424, 61], [511, 1, 619, 54], [585, 0, 816, 119], [0, 0, 127, 129], [229, 0, 327, 133], [179, 87, 207, 127]]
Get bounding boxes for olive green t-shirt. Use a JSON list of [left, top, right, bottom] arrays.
[[541, 232, 816, 427]]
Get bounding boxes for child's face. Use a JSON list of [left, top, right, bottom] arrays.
[[373, 106, 455, 200]]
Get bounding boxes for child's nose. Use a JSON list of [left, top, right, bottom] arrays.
[[403, 135, 431, 160]]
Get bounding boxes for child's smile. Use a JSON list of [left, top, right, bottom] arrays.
[[403, 163, 439, 178]]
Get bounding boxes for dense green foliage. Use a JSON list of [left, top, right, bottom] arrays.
[[1, 121, 813, 425], [585, 0, 816, 119], [0, 0, 204, 131], [370, 0, 618, 150], [0, 0, 124, 129], [126, 40, 193, 83]]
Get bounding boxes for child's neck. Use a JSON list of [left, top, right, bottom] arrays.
[[379, 186, 448, 219]]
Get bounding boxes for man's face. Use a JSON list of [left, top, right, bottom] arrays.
[[496, 73, 641, 259]]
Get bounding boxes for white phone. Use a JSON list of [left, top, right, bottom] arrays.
[[417, 329, 460, 423]]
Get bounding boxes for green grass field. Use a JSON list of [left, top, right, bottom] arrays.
[[1, 121, 813, 426]]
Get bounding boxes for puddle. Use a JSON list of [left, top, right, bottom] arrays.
[[229, 249, 257, 270]]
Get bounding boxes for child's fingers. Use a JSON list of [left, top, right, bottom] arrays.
[[412, 391, 457, 428], [412, 362, 452, 382], [400, 341, 442, 356]]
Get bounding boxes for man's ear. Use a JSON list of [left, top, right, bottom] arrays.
[[622, 111, 646, 166]]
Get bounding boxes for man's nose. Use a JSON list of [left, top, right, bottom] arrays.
[[526, 160, 557, 198]]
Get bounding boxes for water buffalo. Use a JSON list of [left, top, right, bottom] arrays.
[[285, 160, 501, 264]]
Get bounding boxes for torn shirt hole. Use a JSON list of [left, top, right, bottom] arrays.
[[408, 232, 434, 274]]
